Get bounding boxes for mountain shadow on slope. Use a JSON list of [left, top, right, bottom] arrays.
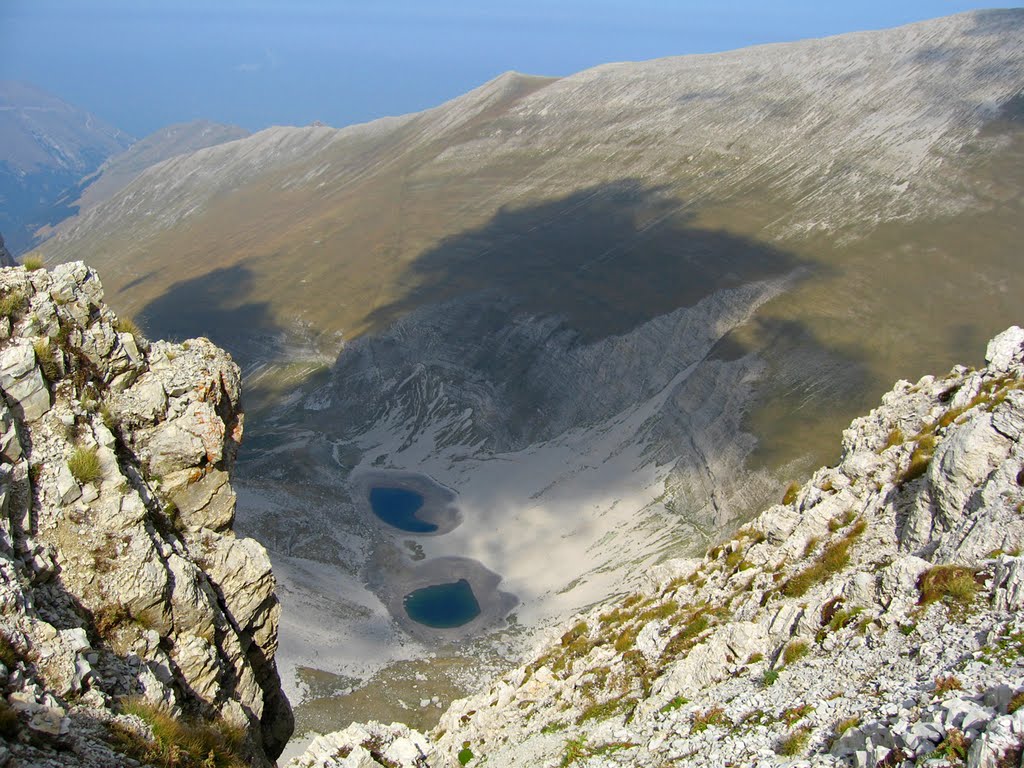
[[135, 263, 279, 365], [365, 180, 811, 344]]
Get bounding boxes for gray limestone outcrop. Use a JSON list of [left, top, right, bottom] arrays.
[[0, 262, 292, 765], [290, 326, 1024, 767]]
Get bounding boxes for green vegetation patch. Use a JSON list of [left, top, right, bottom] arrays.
[[659, 695, 689, 714], [576, 695, 637, 725], [899, 434, 937, 485], [21, 254, 45, 271]]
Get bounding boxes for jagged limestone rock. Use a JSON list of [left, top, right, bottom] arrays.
[[0, 262, 292, 767]]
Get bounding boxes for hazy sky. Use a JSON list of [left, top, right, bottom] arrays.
[[0, 1, 1016, 137]]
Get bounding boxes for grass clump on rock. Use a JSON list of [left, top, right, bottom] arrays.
[[782, 482, 801, 505], [21, 253, 45, 271], [898, 434, 937, 485], [68, 445, 102, 484], [0, 289, 26, 319], [776, 726, 812, 756], [782, 519, 866, 598], [108, 698, 246, 768], [918, 565, 977, 610], [782, 640, 810, 666]]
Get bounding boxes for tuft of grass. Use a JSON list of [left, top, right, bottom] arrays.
[[899, 435, 937, 485], [577, 696, 636, 725], [659, 695, 688, 714], [782, 482, 801, 506], [0, 289, 27, 319], [783, 521, 865, 598], [690, 706, 730, 734], [68, 445, 102, 484], [834, 715, 861, 737], [114, 315, 144, 337], [918, 565, 977, 611], [560, 737, 589, 768], [884, 427, 905, 449], [776, 726, 812, 756], [781, 704, 814, 726], [21, 253, 45, 271], [762, 669, 779, 687], [934, 728, 970, 763], [662, 613, 709, 659], [934, 675, 962, 694], [746, 652, 764, 664], [782, 640, 810, 666], [32, 338, 61, 381], [93, 604, 131, 638], [1008, 692, 1024, 715], [108, 698, 247, 768]]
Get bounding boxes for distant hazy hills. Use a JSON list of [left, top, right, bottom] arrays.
[[0, 81, 249, 255], [0, 80, 131, 254]]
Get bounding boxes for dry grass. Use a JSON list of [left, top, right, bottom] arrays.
[[21, 253, 45, 271], [899, 435, 937, 485], [108, 698, 247, 768], [114, 315, 144, 337], [782, 482, 801, 506], [68, 445, 102, 484], [0, 289, 26, 319], [783, 531, 858, 598], [934, 675, 962, 694], [918, 565, 977, 610]]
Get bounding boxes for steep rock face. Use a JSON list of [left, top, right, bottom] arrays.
[[291, 327, 1024, 767], [0, 263, 292, 765], [0, 237, 14, 269]]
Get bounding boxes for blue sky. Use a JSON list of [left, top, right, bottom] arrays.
[[0, 1, 1017, 137]]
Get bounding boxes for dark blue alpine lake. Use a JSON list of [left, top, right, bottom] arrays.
[[369, 486, 438, 533], [403, 578, 481, 629]]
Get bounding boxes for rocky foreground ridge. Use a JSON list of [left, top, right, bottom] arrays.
[[0, 262, 292, 766], [294, 327, 1024, 768]]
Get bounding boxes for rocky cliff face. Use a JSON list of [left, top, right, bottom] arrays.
[[0, 263, 292, 765], [291, 327, 1024, 767], [0, 238, 14, 269]]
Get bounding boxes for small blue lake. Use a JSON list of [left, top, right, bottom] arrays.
[[369, 487, 438, 533], [403, 579, 481, 628]]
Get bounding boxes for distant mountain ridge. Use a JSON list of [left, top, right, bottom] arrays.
[[0, 81, 132, 254], [34, 120, 251, 243]]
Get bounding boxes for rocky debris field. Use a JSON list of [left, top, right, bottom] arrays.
[[290, 327, 1024, 767], [0, 262, 292, 766]]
